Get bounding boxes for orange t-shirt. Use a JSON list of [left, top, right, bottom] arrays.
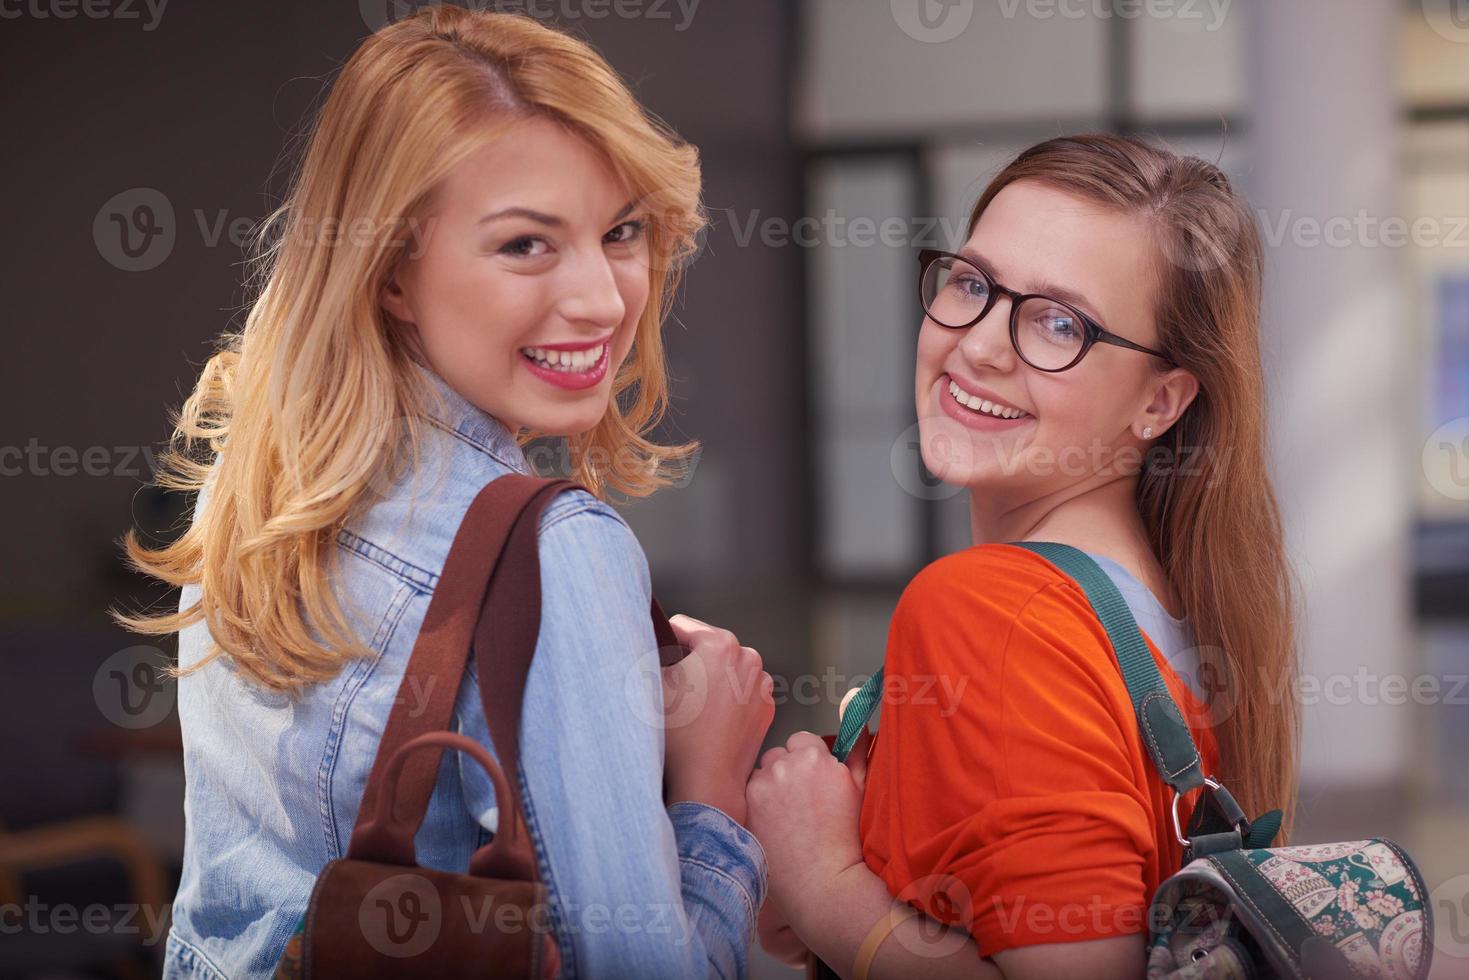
[[858, 543, 1220, 955]]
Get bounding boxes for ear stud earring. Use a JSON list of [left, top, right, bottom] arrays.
[[1142, 426, 1153, 439]]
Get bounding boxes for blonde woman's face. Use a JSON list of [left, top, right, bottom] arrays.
[[383, 116, 651, 436], [914, 179, 1187, 494]]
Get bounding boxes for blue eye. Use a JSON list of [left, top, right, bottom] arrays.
[[1040, 309, 1079, 338], [950, 273, 989, 300]]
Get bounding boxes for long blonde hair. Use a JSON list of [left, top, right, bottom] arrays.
[[973, 134, 1301, 838], [116, 7, 705, 695]]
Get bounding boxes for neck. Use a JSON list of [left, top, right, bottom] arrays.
[[969, 472, 1153, 557], [971, 473, 1184, 617]]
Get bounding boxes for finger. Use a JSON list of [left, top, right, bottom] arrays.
[[667, 613, 713, 641], [759, 745, 787, 770], [840, 685, 862, 722], [785, 730, 826, 754], [844, 727, 873, 791]]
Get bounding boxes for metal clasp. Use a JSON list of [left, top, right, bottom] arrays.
[[1171, 775, 1251, 848]]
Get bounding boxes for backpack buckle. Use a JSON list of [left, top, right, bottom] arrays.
[[1172, 775, 1252, 848]]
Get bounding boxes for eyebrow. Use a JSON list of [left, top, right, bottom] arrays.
[[477, 200, 639, 228], [957, 246, 1105, 322]]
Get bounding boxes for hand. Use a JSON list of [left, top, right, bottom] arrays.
[[745, 727, 871, 922], [662, 614, 774, 827]]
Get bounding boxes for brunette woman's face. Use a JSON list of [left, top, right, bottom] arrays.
[[382, 116, 650, 436], [915, 179, 1194, 494]]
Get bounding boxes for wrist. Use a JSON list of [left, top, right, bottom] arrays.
[[783, 856, 868, 936], [668, 783, 748, 826]]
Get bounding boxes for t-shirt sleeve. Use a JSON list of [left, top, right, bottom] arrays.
[[862, 557, 1160, 954]]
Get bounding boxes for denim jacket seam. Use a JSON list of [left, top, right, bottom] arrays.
[[165, 930, 229, 980], [513, 762, 579, 979], [425, 414, 529, 474], [336, 527, 438, 593], [538, 497, 620, 536], [317, 581, 417, 859], [677, 855, 761, 927]]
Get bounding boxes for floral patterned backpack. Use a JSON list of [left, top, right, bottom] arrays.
[[832, 541, 1434, 980]]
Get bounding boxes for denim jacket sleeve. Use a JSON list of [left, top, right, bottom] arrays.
[[452, 490, 767, 979]]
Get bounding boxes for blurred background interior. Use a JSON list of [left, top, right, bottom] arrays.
[[2, 0, 1467, 976]]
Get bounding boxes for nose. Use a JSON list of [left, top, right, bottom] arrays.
[[955, 294, 1018, 370], [558, 250, 627, 330]]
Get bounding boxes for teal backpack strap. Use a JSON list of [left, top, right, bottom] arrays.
[[830, 541, 1264, 854], [1009, 541, 1205, 796], [833, 666, 883, 763], [833, 542, 1207, 787], [1011, 542, 1261, 855], [1243, 808, 1283, 848]]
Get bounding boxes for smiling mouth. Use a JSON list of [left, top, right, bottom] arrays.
[[520, 342, 608, 374], [946, 378, 1031, 420]]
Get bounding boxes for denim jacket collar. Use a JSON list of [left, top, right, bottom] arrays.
[[411, 359, 530, 476]]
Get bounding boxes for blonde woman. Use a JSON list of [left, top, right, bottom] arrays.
[[119, 8, 773, 978], [748, 135, 1299, 979]]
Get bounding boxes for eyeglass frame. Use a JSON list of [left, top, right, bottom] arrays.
[[917, 248, 1173, 372]]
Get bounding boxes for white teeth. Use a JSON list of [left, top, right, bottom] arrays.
[[948, 379, 1027, 420], [522, 343, 606, 373]]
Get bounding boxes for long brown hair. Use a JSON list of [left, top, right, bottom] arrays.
[[115, 7, 705, 695], [972, 134, 1300, 837]]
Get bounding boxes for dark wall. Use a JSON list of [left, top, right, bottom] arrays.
[[0, 1, 815, 844], [0, 0, 805, 639]]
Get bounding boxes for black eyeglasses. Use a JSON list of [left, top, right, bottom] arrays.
[[918, 249, 1172, 372]]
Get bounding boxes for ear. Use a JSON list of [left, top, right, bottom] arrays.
[[380, 269, 414, 325], [1136, 366, 1199, 440]]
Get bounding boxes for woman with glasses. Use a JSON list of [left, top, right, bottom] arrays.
[[746, 134, 1299, 979]]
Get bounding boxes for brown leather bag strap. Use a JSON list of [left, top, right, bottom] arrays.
[[348, 474, 690, 879], [650, 596, 686, 666], [465, 476, 566, 878], [467, 493, 694, 876], [348, 475, 572, 870]]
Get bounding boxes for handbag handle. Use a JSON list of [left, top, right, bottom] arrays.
[[368, 730, 531, 879]]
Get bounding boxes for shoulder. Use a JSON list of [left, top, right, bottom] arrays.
[[538, 486, 629, 535], [895, 542, 1085, 625], [889, 543, 1118, 682], [340, 437, 645, 600], [535, 488, 650, 595]]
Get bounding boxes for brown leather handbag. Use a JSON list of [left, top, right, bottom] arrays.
[[274, 474, 688, 978]]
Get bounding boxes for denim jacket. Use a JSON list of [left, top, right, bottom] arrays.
[[163, 363, 767, 979]]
